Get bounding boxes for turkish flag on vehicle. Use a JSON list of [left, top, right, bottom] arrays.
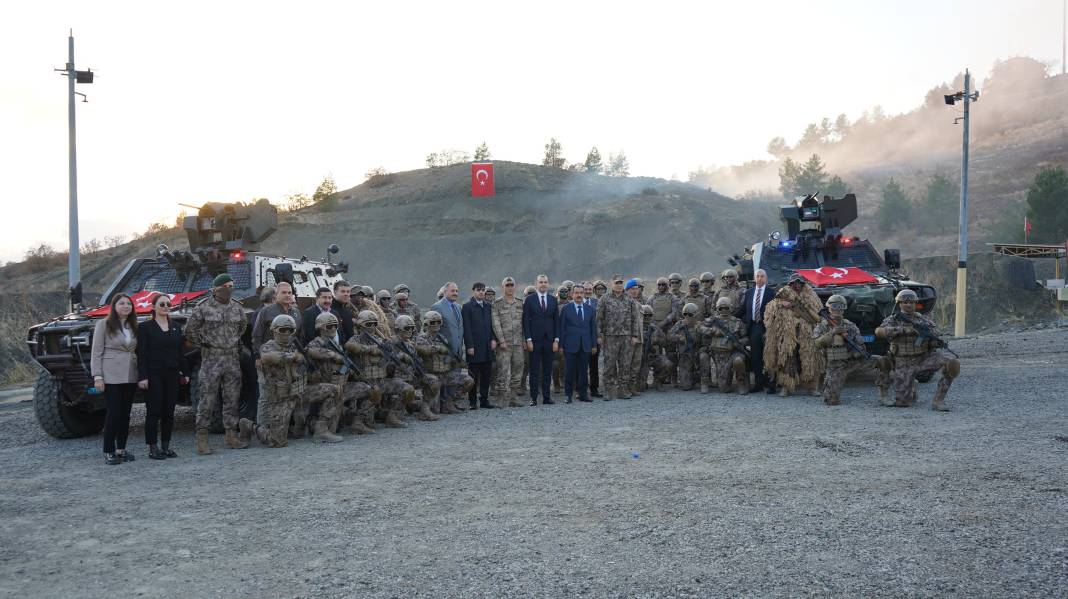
[[471, 163, 495, 197], [794, 267, 877, 286], [84, 290, 208, 317]]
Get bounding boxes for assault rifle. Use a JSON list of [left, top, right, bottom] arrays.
[[817, 308, 870, 359], [704, 317, 751, 359], [391, 337, 429, 379], [326, 338, 363, 378], [361, 332, 424, 378], [291, 337, 317, 373], [893, 312, 958, 358]]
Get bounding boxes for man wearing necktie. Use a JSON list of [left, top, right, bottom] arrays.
[[557, 284, 598, 402], [522, 274, 559, 406], [462, 282, 498, 409], [582, 282, 602, 397], [740, 269, 775, 393], [431, 282, 468, 408]]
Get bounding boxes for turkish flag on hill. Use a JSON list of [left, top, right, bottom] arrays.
[[84, 290, 208, 317], [795, 267, 877, 286], [471, 163, 495, 197]]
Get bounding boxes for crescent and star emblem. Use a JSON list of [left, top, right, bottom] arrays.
[[814, 267, 850, 279], [475, 169, 489, 186]]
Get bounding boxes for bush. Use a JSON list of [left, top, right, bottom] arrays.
[[640, 187, 659, 196]]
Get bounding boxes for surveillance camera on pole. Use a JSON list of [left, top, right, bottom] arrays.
[[944, 70, 979, 338], [53, 30, 93, 311]]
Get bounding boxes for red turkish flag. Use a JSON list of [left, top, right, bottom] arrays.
[[794, 267, 878, 286], [471, 163, 495, 197], [84, 290, 208, 317]]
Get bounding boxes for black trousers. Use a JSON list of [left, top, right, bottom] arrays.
[[748, 322, 771, 389], [103, 383, 135, 453], [564, 350, 590, 399], [467, 361, 492, 404], [528, 341, 554, 401], [145, 368, 180, 445], [588, 352, 599, 394]]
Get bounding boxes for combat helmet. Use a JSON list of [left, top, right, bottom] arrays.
[[895, 289, 918, 303], [524, 285, 536, 296], [721, 268, 738, 281], [376, 289, 391, 301], [395, 314, 416, 332], [593, 280, 608, 291], [699, 271, 716, 284], [682, 302, 699, 317], [561, 280, 575, 289], [423, 310, 442, 326], [826, 294, 848, 310], [668, 273, 683, 284], [271, 314, 297, 331], [641, 304, 654, 316], [688, 277, 700, 289], [656, 277, 669, 287], [716, 296, 734, 311], [356, 310, 379, 327], [361, 285, 374, 298], [393, 283, 410, 295], [314, 311, 339, 330]]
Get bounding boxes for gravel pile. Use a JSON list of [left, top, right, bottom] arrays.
[[0, 329, 1066, 598]]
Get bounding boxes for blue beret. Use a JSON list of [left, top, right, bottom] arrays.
[[625, 278, 639, 290]]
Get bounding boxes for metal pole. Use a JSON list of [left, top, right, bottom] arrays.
[[67, 31, 81, 309], [1063, 0, 1066, 75], [953, 70, 971, 337]]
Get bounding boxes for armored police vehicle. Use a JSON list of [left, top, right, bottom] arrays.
[[729, 192, 937, 357], [26, 200, 350, 438]]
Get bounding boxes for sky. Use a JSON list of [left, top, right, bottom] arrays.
[[1, 0, 1065, 264]]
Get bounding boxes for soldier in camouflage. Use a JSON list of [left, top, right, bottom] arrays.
[[345, 310, 410, 428], [680, 278, 707, 321], [245, 314, 305, 448], [389, 314, 441, 421], [699, 271, 717, 311], [813, 294, 889, 406], [876, 289, 959, 411], [491, 276, 526, 407], [552, 285, 570, 394], [636, 304, 673, 391], [415, 310, 474, 414], [377, 289, 398, 331], [394, 290, 422, 332], [701, 297, 750, 395], [592, 280, 607, 301], [184, 273, 248, 455], [713, 269, 745, 316], [649, 277, 680, 386], [667, 273, 684, 300], [596, 275, 641, 399], [625, 280, 644, 395], [668, 303, 705, 391], [283, 312, 344, 442]]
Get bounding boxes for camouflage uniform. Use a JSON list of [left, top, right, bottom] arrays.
[[389, 316, 441, 421], [345, 312, 411, 428], [649, 280, 680, 385], [393, 285, 422, 330], [298, 316, 348, 442], [634, 306, 672, 392], [185, 293, 247, 435], [596, 287, 641, 399], [700, 301, 749, 395], [491, 292, 526, 406], [813, 320, 888, 406], [877, 292, 958, 411], [254, 336, 306, 447], [415, 311, 474, 414], [668, 305, 704, 391], [551, 287, 569, 393], [713, 269, 745, 318]]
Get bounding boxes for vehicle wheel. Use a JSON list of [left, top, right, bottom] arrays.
[[33, 371, 105, 439], [188, 370, 225, 434], [915, 371, 934, 383]]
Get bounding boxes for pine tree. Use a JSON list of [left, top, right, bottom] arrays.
[[824, 175, 849, 198], [583, 147, 603, 173], [766, 137, 788, 158], [921, 173, 959, 232], [877, 178, 911, 232], [542, 138, 565, 169], [606, 151, 629, 177], [312, 175, 337, 203], [794, 154, 828, 195], [778, 157, 800, 199], [474, 142, 491, 161], [1026, 165, 1068, 243]]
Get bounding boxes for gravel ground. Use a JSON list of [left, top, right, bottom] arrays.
[[1, 328, 1066, 598]]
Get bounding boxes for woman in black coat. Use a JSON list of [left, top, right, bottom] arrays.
[[137, 294, 190, 460]]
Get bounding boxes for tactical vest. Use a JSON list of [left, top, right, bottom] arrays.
[[261, 342, 307, 396], [825, 341, 851, 362], [354, 335, 388, 380], [305, 338, 344, 385], [650, 293, 674, 322], [890, 331, 927, 358], [417, 333, 452, 373]]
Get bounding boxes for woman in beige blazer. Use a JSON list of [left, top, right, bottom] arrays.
[[91, 293, 139, 465]]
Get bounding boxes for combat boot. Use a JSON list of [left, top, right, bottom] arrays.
[[931, 390, 951, 412], [238, 418, 255, 445], [225, 428, 248, 449], [288, 419, 305, 439], [418, 402, 441, 421], [386, 410, 408, 428], [312, 420, 344, 443], [736, 383, 748, 396], [621, 386, 632, 399], [878, 387, 895, 407], [440, 400, 459, 415], [350, 415, 375, 434], [195, 430, 213, 455], [700, 382, 709, 394], [778, 387, 790, 398]]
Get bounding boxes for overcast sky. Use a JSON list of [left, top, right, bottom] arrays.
[[2, 0, 1065, 263]]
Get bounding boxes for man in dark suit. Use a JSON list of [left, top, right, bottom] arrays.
[[462, 282, 498, 409], [557, 284, 598, 403], [303, 287, 339, 344], [580, 281, 602, 397], [329, 280, 356, 345], [740, 268, 775, 393], [522, 274, 559, 406]]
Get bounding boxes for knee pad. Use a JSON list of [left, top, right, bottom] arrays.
[[944, 358, 960, 379]]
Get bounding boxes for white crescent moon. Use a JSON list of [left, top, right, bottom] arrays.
[[476, 169, 489, 181]]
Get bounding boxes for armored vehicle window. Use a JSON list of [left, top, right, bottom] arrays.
[[191, 262, 253, 291], [829, 244, 885, 272], [262, 268, 309, 288], [121, 262, 189, 294]]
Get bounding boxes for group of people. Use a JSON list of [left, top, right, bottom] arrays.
[[89, 268, 961, 463]]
